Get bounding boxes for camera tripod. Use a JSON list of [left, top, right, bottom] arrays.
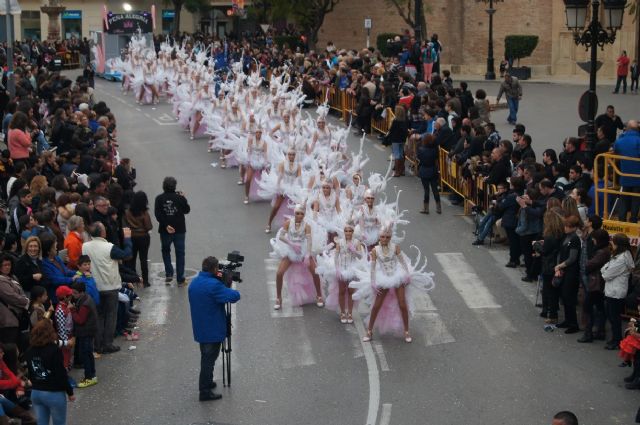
[[222, 302, 233, 387]]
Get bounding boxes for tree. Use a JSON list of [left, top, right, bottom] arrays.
[[272, 0, 340, 50], [384, 0, 427, 40], [165, 0, 208, 36], [250, 0, 272, 23]]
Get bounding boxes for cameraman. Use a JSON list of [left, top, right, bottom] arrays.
[[188, 256, 240, 402]]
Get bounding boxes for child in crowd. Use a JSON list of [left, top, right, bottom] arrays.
[[29, 285, 52, 328], [71, 281, 98, 388], [53, 286, 75, 375], [442, 70, 453, 89], [74, 255, 100, 307]]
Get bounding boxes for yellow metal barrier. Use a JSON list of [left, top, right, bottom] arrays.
[[371, 108, 395, 136], [594, 152, 640, 245]]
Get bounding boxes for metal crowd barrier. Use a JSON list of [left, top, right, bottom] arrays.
[[594, 152, 640, 245], [438, 147, 497, 215], [315, 85, 395, 135]]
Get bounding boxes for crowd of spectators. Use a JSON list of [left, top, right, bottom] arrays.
[[0, 47, 149, 424]]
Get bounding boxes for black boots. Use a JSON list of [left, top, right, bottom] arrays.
[[420, 202, 429, 214], [577, 330, 593, 343]]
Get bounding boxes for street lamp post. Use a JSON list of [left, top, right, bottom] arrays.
[[478, 0, 503, 81], [563, 0, 627, 152], [414, 0, 423, 43]]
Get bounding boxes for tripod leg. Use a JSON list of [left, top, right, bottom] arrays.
[[222, 341, 227, 387]]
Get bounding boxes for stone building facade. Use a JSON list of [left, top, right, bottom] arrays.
[[318, 0, 639, 77]]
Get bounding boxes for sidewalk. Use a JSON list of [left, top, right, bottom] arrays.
[[453, 73, 620, 86]]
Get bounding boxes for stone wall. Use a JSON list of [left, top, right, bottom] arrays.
[[318, 0, 638, 77]]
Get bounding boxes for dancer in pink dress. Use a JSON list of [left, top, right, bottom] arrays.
[[270, 205, 324, 310]]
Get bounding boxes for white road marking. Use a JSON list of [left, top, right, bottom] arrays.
[[414, 312, 456, 346], [353, 311, 380, 425], [280, 323, 316, 369], [152, 118, 179, 126], [372, 342, 390, 372], [434, 252, 501, 309], [434, 253, 516, 336], [487, 249, 538, 306], [380, 403, 392, 425]]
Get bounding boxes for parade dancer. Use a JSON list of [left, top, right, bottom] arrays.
[[317, 221, 366, 324], [270, 205, 324, 310], [312, 181, 342, 243], [244, 126, 268, 204], [263, 148, 301, 233], [352, 225, 434, 343], [357, 190, 381, 250]]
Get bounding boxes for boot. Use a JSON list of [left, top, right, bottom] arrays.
[[436, 202, 442, 214], [625, 378, 640, 390], [593, 330, 606, 340], [400, 158, 406, 176], [577, 330, 593, 343], [420, 202, 429, 214], [8, 406, 36, 425], [392, 160, 401, 177]]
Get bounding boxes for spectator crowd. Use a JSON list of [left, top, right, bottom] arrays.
[[0, 47, 150, 424]]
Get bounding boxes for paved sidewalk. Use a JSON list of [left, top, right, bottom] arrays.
[[453, 73, 621, 86]]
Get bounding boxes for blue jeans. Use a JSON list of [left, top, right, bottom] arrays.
[[160, 232, 186, 281], [477, 213, 496, 241], [199, 342, 222, 395], [77, 336, 96, 379], [31, 390, 67, 425], [0, 395, 16, 415], [391, 143, 404, 160], [506, 97, 519, 123], [35, 130, 50, 155]]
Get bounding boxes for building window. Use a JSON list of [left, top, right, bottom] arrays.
[[61, 10, 82, 39], [162, 10, 175, 34], [21, 10, 41, 41]]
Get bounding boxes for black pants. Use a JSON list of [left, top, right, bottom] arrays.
[[520, 233, 539, 278], [618, 186, 640, 223], [199, 342, 222, 395], [420, 176, 440, 204], [541, 274, 560, 319], [583, 291, 605, 334], [128, 234, 150, 285], [561, 279, 579, 327], [0, 327, 19, 346], [632, 77, 639, 92], [605, 296, 625, 344], [96, 290, 119, 350], [504, 227, 521, 264], [615, 75, 628, 93]]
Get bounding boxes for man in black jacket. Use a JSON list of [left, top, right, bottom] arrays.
[[434, 118, 456, 151], [485, 148, 510, 186], [154, 176, 191, 286]]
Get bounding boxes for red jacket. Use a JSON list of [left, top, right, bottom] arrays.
[[0, 359, 23, 392], [617, 55, 630, 76]]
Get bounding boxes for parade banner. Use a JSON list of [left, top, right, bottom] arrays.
[[105, 11, 153, 34]]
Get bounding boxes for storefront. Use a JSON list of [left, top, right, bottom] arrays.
[[162, 9, 175, 34], [61, 9, 82, 39], [20, 10, 41, 40]]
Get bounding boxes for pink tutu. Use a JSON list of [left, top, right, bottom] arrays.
[[273, 197, 293, 229], [365, 288, 404, 336], [248, 170, 268, 202], [285, 261, 319, 307]]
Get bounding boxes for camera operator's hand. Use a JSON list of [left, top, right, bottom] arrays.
[[123, 227, 132, 239]]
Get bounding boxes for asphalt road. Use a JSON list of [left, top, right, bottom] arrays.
[[66, 78, 640, 425]]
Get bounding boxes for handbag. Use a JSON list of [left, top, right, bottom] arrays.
[[552, 270, 564, 288]]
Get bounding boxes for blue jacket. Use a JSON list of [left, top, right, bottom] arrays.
[[188, 271, 240, 344], [75, 273, 100, 306], [41, 256, 76, 303], [614, 129, 640, 186]]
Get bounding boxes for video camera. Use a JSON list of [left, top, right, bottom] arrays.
[[217, 251, 244, 287]]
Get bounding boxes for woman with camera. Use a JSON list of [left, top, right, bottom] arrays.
[[601, 233, 635, 350], [554, 215, 582, 334]]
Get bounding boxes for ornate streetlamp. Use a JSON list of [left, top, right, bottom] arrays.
[[477, 0, 504, 80], [563, 0, 627, 151]]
